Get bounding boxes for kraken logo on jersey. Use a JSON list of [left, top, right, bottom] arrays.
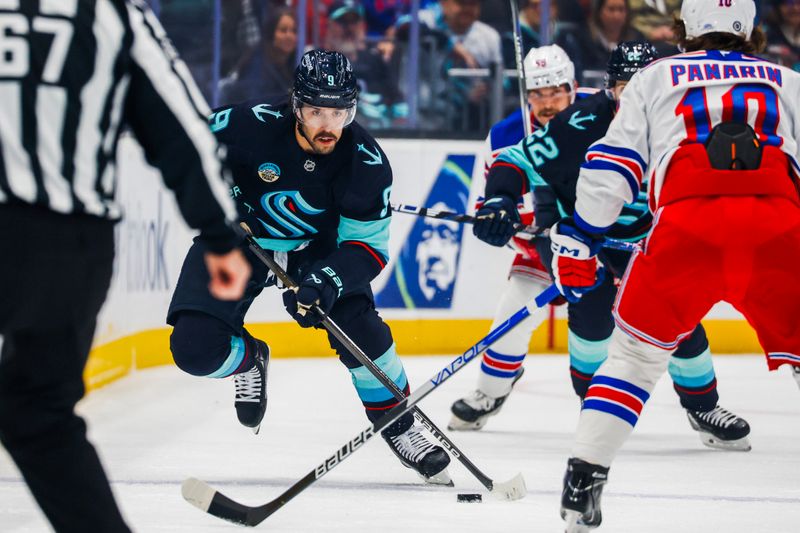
[[257, 191, 324, 238], [257, 162, 281, 183]]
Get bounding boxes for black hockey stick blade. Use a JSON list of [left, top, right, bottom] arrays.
[[182, 477, 282, 527]]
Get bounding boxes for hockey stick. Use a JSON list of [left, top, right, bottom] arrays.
[[241, 232, 523, 495], [391, 203, 638, 253], [391, 202, 540, 238], [182, 281, 561, 527], [509, 0, 531, 137]]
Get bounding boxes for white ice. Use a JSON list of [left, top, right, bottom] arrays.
[[1, 355, 799, 532]]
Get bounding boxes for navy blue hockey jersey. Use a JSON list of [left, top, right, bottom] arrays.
[[490, 91, 652, 241], [209, 98, 392, 292]]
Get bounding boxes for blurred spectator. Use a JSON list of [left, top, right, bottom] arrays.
[[326, 0, 404, 125], [405, 0, 502, 128], [556, 0, 644, 85], [764, 0, 800, 70], [221, 0, 265, 76], [501, 0, 560, 69], [628, 0, 680, 47], [219, 7, 298, 105], [361, 0, 435, 37], [158, 0, 216, 98]]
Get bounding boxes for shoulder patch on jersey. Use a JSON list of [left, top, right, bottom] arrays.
[[568, 111, 597, 130], [251, 103, 283, 122], [257, 162, 281, 183], [357, 143, 383, 166]]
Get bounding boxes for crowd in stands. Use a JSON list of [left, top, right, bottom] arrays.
[[154, 0, 800, 135]]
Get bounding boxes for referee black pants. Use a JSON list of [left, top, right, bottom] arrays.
[[0, 205, 130, 532]]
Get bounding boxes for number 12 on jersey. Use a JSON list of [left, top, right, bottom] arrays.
[[675, 82, 782, 147]]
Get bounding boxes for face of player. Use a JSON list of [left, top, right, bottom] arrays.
[[527, 84, 572, 125], [273, 14, 297, 56], [611, 80, 629, 102], [295, 105, 355, 154]]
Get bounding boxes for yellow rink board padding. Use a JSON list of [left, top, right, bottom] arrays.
[[83, 319, 763, 392]]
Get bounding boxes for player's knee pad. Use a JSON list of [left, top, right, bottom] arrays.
[[601, 328, 671, 389], [327, 295, 394, 367], [672, 324, 709, 359], [170, 311, 246, 377], [488, 275, 550, 355]]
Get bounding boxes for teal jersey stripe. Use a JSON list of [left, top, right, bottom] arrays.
[[337, 215, 390, 262], [254, 237, 310, 252], [668, 348, 716, 388], [568, 329, 610, 374], [206, 336, 246, 378], [349, 344, 408, 403], [496, 140, 548, 189]]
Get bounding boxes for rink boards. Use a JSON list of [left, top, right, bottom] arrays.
[[84, 137, 761, 390]]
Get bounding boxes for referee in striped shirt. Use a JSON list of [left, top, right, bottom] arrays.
[[0, 1, 250, 530]]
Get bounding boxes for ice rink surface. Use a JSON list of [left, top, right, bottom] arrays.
[[1, 354, 799, 532]]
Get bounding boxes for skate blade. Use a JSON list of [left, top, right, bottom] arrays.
[[420, 468, 454, 486], [489, 472, 527, 501], [252, 424, 261, 435], [447, 414, 489, 432], [563, 510, 594, 533], [697, 431, 751, 452]]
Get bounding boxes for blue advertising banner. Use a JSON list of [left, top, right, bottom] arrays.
[[376, 154, 475, 308]]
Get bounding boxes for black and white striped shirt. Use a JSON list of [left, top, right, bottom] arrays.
[[0, 0, 237, 252]]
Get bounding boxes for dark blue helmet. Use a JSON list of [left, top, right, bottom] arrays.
[[293, 49, 358, 109], [606, 41, 659, 88]]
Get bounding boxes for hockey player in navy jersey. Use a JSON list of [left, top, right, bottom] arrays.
[[166, 50, 451, 484], [449, 45, 593, 431], [471, 41, 751, 451]]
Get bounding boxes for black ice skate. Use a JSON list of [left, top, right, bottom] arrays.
[[792, 366, 800, 391], [382, 425, 452, 485], [448, 368, 525, 431], [561, 458, 609, 533], [686, 405, 751, 451], [234, 340, 270, 434]]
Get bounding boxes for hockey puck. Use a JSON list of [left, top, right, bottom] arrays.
[[456, 493, 482, 503]]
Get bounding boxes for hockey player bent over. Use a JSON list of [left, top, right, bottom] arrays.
[[470, 41, 751, 452], [166, 50, 451, 484], [551, 2, 800, 530], [450, 45, 587, 430]]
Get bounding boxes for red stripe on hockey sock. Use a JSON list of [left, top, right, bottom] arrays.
[[570, 368, 592, 381], [673, 381, 717, 395], [364, 400, 402, 411], [482, 354, 523, 371], [585, 385, 644, 414]]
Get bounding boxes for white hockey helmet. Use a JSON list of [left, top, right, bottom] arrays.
[[523, 44, 576, 91], [681, 0, 756, 40]]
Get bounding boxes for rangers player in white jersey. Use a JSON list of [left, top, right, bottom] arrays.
[[553, 0, 800, 530], [448, 45, 584, 430]]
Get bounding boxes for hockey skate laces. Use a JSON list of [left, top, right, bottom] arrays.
[[698, 407, 739, 428], [234, 367, 262, 402]]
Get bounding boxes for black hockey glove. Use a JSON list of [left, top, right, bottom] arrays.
[[282, 267, 342, 328], [472, 195, 520, 247]]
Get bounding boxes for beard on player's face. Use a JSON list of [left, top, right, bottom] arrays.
[[297, 123, 342, 154]]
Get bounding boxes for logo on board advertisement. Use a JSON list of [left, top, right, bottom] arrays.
[[376, 154, 475, 309]]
